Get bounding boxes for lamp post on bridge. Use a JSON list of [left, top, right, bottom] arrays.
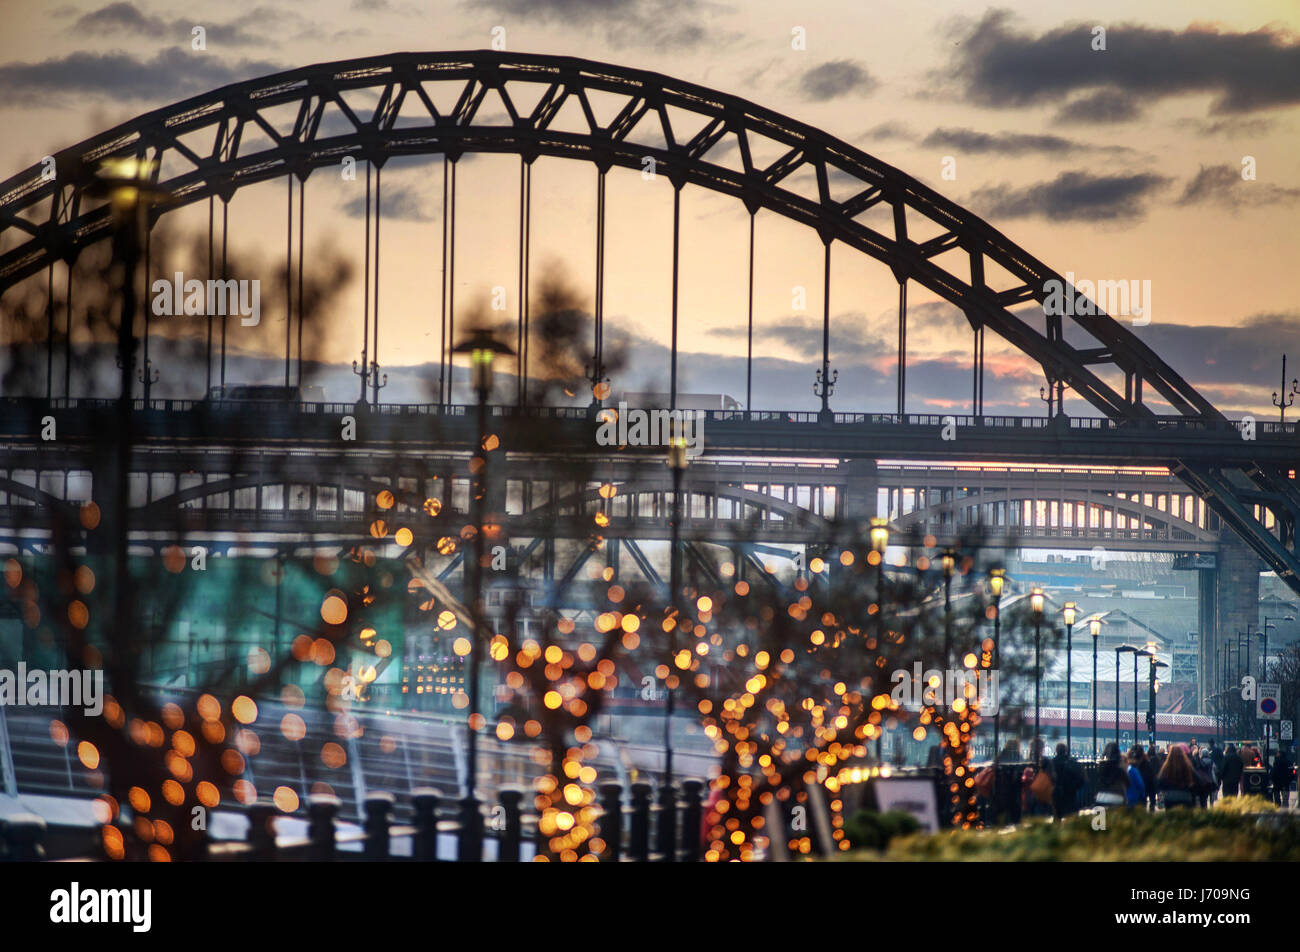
[[1272, 354, 1298, 424]]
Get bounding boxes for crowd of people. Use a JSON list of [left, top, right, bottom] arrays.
[[975, 737, 1296, 823]]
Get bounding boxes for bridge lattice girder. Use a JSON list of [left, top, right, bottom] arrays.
[[0, 50, 1296, 589]]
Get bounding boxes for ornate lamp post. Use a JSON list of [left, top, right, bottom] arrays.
[[870, 518, 889, 763], [451, 325, 514, 861], [1272, 354, 1298, 424], [1063, 601, 1076, 753], [1030, 587, 1044, 753]]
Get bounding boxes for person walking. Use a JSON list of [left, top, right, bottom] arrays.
[[1024, 753, 1055, 818], [1094, 742, 1129, 808], [1157, 744, 1200, 809], [1220, 744, 1244, 798], [993, 739, 1023, 824], [1197, 747, 1218, 806], [1051, 743, 1085, 819], [1271, 748, 1294, 808], [1130, 745, 1157, 811], [1124, 746, 1148, 807]]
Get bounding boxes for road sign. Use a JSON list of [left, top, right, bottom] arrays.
[[1258, 683, 1281, 720], [1283, 720, 1293, 741]]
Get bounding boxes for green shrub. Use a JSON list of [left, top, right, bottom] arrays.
[[842, 809, 923, 852], [835, 806, 1300, 862]]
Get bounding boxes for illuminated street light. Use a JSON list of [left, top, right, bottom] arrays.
[[1089, 616, 1104, 760], [1030, 588, 1044, 751], [1063, 602, 1076, 751], [450, 324, 515, 862]]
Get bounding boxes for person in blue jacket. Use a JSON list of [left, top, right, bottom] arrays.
[[1124, 746, 1147, 806]]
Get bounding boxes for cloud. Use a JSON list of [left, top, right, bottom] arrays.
[[920, 127, 1129, 156], [70, 2, 278, 46], [1053, 88, 1141, 124], [1177, 115, 1275, 138], [1120, 312, 1300, 415], [0, 48, 283, 104], [798, 59, 876, 102], [965, 170, 1170, 222], [951, 10, 1300, 115], [1177, 164, 1300, 209], [464, 0, 729, 51], [340, 182, 439, 221], [861, 121, 913, 141]]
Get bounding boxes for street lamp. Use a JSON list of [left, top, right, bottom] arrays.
[[941, 549, 956, 669], [90, 156, 169, 739], [1114, 646, 1137, 749], [1089, 616, 1103, 760], [1063, 601, 1076, 753], [450, 325, 515, 861], [659, 419, 689, 861], [1259, 615, 1292, 681], [1132, 648, 1146, 748], [870, 518, 889, 763], [1147, 656, 1167, 749], [1256, 616, 1291, 771], [1030, 587, 1044, 754], [988, 567, 1005, 815]]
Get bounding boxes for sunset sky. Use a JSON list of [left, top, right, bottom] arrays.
[[1, 0, 1297, 417]]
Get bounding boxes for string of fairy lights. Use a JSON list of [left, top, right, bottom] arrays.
[[6, 405, 1035, 863]]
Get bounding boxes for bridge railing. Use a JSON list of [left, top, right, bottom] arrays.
[[5, 397, 1298, 439]]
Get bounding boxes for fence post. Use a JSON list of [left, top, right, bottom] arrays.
[[598, 782, 623, 862], [411, 787, 440, 862], [498, 788, 523, 862], [246, 799, 277, 860], [456, 794, 482, 862], [629, 781, 652, 862], [680, 779, 703, 862], [656, 780, 677, 862], [1, 814, 46, 861], [364, 792, 395, 860], [308, 794, 341, 862]]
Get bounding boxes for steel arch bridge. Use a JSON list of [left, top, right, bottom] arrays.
[[0, 49, 1297, 592]]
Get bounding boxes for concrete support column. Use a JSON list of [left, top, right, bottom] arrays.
[[1199, 535, 1262, 715], [839, 458, 879, 523]]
